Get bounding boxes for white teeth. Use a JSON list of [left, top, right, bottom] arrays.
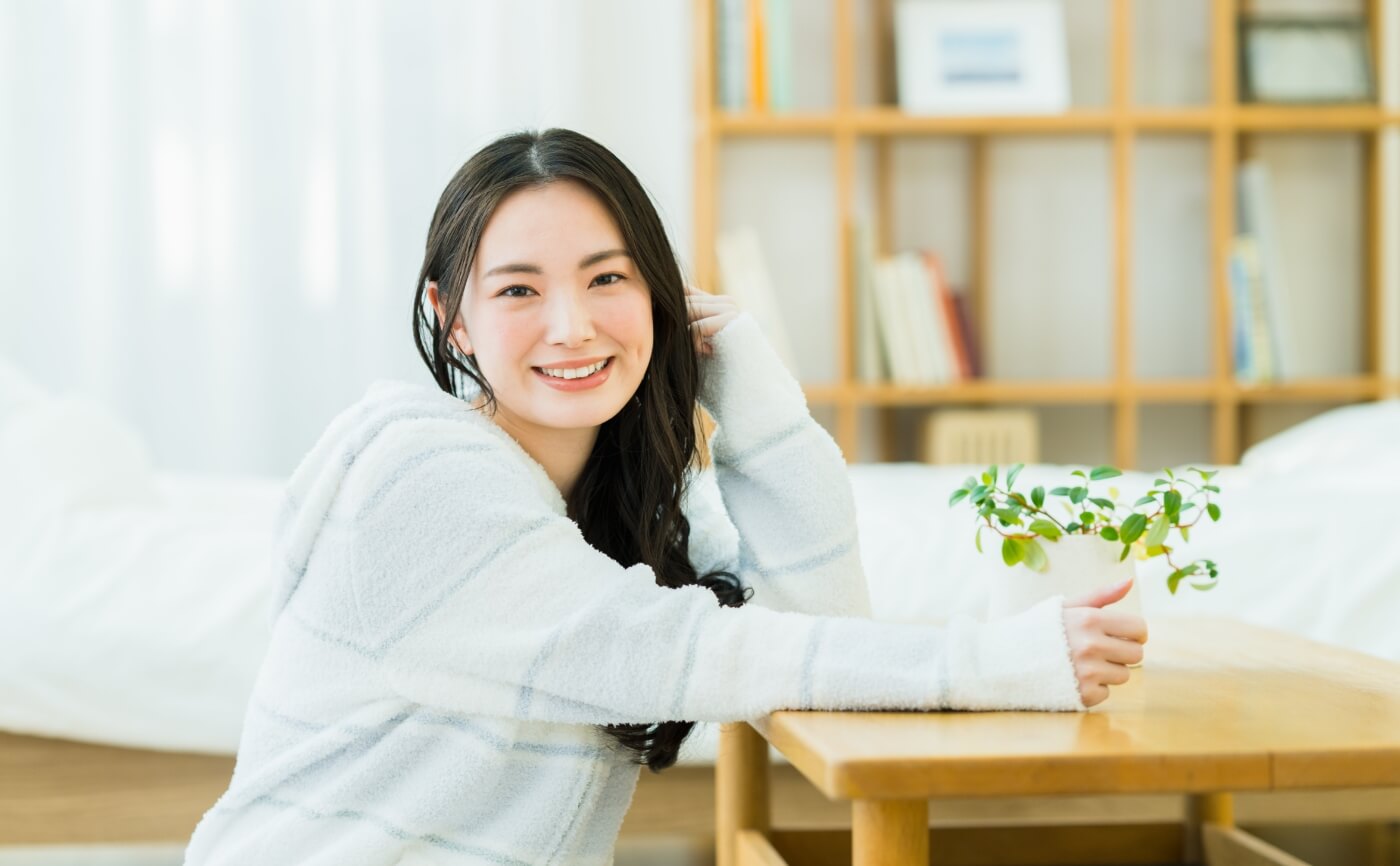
[[539, 359, 608, 379]]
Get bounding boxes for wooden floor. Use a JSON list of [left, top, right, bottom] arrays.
[[3, 730, 1398, 865]]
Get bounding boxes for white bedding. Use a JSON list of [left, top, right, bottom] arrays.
[[3, 363, 1398, 761]]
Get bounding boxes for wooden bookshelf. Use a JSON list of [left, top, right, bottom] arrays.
[[693, 0, 1399, 467]]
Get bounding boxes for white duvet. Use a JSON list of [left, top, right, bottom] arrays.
[[3, 359, 1399, 759]]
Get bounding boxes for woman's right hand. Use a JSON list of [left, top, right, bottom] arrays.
[[1061, 578, 1148, 708]]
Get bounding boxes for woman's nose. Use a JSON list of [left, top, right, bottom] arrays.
[[545, 291, 596, 346]]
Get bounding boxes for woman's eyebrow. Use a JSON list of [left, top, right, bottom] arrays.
[[483, 249, 630, 278]]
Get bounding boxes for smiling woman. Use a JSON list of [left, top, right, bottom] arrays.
[[180, 128, 1114, 866]]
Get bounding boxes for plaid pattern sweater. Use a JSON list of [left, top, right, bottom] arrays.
[[183, 312, 1083, 866]]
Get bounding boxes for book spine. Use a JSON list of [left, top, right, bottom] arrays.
[[920, 251, 971, 381], [748, 0, 767, 111], [852, 221, 886, 383], [763, 0, 793, 111], [900, 253, 947, 383], [717, 0, 749, 110]]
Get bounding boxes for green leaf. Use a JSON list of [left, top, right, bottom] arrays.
[[981, 472, 992, 485], [1180, 525, 1191, 542], [1166, 565, 1199, 595], [989, 464, 999, 485], [1028, 519, 1063, 540], [1080, 511, 1096, 524], [1207, 503, 1222, 522], [975, 526, 984, 554], [1022, 538, 1049, 573], [1145, 514, 1170, 548], [949, 488, 971, 507], [1070, 486, 1088, 504], [1032, 486, 1046, 509], [1120, 513, 1148, 544], [963, 475, 979, 489], [1200, 469, 1219, 480], [1165, 467, 1175, 480], [1134, 495, 1157, 506], [994, 508, 1022, 524], [1072, 469, 1087, 479], [1163, 490, 1182, 518], [1090, 497, 1116, 510], [1098, 526, 1119, 542], [1002, 536, 1024, 567], [1190, 580, 1219, 591], [1050, 486, 1071, 496], [1204, 484, 1221, 493], [1006, 463, 1024, 489], [1089, 465, 1122, 481], [1066, 523, 1082, 533], [1119, 544, 1131, 562]]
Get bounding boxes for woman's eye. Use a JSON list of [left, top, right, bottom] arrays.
[[593, 272, 625, 287], [499, 285, 535, 298]]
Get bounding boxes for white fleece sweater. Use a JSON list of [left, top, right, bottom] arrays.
[[182, 312, 1084, 866]]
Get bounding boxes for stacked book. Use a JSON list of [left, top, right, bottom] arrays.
[[715, 0, 794, 112], [852, 221, 982, 385]]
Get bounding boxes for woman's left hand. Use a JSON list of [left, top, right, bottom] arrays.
[[685, 285, 740, 358]]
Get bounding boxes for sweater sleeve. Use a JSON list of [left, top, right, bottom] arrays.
[[692, 311, 871, 618], [345, 428, 1086, 725]]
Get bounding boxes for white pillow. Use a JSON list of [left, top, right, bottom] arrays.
[[1240, 399, 1400, 474]]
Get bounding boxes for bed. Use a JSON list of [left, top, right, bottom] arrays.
[[4, 360, 1400, 858]]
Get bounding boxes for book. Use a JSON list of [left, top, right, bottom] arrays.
[[1231, 235, 1276, 382], [898, 252, 949, 382], [1237, 161, 1293, 380], [919, 251, 971, 381], [716, 0, 749, 110], [715, 227, 801, 377], [748, 0, 767, 111], [872, 257, 921, 383], [851, 221, 887, 383], [763, 0, 793, 111], [1227, 236, 1256, 381], [950, 291, 983, 378]]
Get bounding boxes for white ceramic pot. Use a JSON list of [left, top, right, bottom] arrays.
[[986, 533, 1144, 621]]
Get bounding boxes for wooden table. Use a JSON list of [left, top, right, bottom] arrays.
[[716, 617, 1400, 866]]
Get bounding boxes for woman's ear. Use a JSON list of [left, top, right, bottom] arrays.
[[426, 280, 474, 357]]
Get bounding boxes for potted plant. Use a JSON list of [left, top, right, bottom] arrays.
[[948, 464, 1222, 620]]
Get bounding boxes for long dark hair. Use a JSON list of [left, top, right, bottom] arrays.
[[411, 128, 750, 772]]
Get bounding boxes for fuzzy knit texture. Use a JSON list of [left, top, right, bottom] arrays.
[[182, 311, 1084, 866]]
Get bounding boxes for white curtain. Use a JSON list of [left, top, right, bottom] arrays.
[[0, 0, 692, 475]]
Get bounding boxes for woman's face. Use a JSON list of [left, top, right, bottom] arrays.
[[443, 179, 653, 435]]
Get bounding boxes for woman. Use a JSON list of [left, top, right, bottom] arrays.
[[184, 128, 1144, 865]]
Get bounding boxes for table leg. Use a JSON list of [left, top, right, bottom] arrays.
[[1184, 792, 1234, 864], [716, 722, 771, 866], [853, 798, 928, 866]]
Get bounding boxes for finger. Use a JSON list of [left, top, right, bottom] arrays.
[[691, 314, 735, 338], [1097, 611, 1148, 644], [1080, 682, 1109, 708], [1064, 577, 1133, 610], [1099, 636, 1145, 667]]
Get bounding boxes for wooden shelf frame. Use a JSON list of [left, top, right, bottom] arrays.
[[693, 0, 1398, 467]]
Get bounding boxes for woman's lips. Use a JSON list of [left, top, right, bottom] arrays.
[[532, 357, 614, 391]]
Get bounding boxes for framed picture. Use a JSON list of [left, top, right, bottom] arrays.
[[894, 0, 1069, 115], [1239, 17, 1375, 104]]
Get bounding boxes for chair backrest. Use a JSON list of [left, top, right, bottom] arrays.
[[922, 409, 1040, 465]]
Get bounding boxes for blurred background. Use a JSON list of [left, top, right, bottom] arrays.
[[2, 0, 1398, 479], [3, 1, 1400, 865], [0, 0, 693, 477]]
